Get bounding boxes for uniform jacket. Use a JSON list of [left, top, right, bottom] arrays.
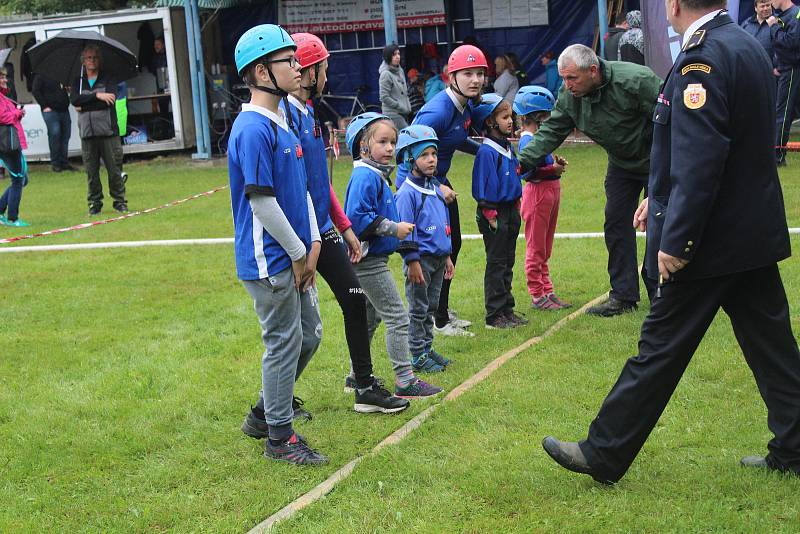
[[646, 13, 790, 281], [344, 161, 400, 257], [472, 136, 522, 207], [395, 172, 452, 263], [740, 14, 775, 66], [518, 59, 661, 175], [771, 4, 800, 70]]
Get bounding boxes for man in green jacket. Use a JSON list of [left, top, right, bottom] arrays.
[[519, 44, 661, 317]]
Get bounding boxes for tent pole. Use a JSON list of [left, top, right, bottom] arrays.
[[383, 0, 398, 45], [184, 0, 206, 159], [189, 0, 212, 158], [598, 0, 609, 57]]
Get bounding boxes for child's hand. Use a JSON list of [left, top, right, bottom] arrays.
[[439, 184, 457, 204], [553, 162, 566, 176], [397, 222, 415, 239], [408, 261, 425, 285], [292, 256, 307, 289], [445, 257, 455, 280], [301, 241, 321, 291], [342, 228, 362, 263], [554, 154, 568, 166], [489, 218, 497, 230]]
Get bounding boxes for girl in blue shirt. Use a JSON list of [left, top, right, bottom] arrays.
[[471, 93, 526, 329], [344, 113, 442, 399]]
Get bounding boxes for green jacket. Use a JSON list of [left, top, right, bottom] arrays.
[[519, 59, 662, 174]]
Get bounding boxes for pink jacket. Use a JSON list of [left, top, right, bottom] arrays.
[[0, 90, 27, 149]]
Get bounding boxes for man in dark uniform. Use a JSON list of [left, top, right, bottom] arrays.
[[541, 0, 800, 484], [768, 0, 800, 166]]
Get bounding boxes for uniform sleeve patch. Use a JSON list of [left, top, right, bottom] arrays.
[[683, 83, 707, 110], [681, 63, 712, 76]]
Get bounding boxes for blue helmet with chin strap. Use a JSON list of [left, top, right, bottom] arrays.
[[396, 125, 439, 165], [345, 112, 390, 158], [513, 85, 555, 116], [472, 93, 505, 129], [235, 24, 296, 75]]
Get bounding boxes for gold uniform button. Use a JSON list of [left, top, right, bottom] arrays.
[[687, 241, 694, 246], [684, 247, 691, 253]]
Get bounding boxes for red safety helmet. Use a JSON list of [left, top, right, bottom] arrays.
[[291, 32, 329, 69], [447, 45, 488, 74]]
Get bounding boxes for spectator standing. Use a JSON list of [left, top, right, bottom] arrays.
[[604, 12, 628, 61], [541, 51, 563, 95], [618, 10, 645, 65], [31, 73, 75, 173], [424, 65, 447, 102], [406, 68, 425, 117], [493, 54, 519, 103], [71, 44, 127, 215], [741, 1, 774, 61], [379, 44, 412, 130], [518, 44, 661, 317], [0, 66, 30, 227], [768, 0, 800, 166]]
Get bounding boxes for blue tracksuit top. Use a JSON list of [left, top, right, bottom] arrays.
[[280, 96, 333, 233], [396, 88, 473, 188], [395, 170, 452, 264], [518, 131, 554, 181], [772, 5, 800, 69], [344, 161, 400, 257], [472, 137, 522, 207]]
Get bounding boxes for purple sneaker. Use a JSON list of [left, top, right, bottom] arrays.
[[395, 378, 443, 399], [264, 433, 328, 465], [548, 293, 572, 308]]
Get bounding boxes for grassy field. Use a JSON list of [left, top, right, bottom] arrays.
[[1, 147, 798, 532]]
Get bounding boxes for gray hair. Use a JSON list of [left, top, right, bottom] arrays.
[[557, 44, 599, 71]]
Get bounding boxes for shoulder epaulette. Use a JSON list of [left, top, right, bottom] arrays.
[[682, 29, 706, 52]]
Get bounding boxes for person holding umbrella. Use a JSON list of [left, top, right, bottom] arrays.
[[71, 44, 126, 215]]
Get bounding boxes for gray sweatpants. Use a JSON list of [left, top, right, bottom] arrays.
[[243, 267, 322, 441], [352, 255, 415, 385], [403, 255, 446, 357]]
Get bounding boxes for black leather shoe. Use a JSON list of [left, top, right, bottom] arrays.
[[542, 436, 614, 485], [586, 297, 637, 317], [740, 455, 769, 469]]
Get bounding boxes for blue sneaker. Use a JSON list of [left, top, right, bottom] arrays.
[[428, 348, 450, 367], [2, 218, 29, 227], [0, 214, 7, 225], [411, 353, 445, 373], [394, 378, 443, 399]]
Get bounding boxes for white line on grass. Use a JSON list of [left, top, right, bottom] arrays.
[[246, 292, 609, 534], [4, 228, 800, 254]]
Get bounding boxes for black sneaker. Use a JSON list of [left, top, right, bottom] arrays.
[[344, 375, 384, 393], [241, 408, 269, 439], [88, 205, 102, 216], [114, 204, 129, 214], [354, 382, 410, 414], [292, 396, 312, 421], [486, 315, 516, 329], [586, 297, 637, 317], [505, 310, 529, 325], [264, 433, 328, 465]]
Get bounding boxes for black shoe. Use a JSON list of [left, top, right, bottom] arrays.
[[344, 374, 385, 393], [354, 381, 410, 414], [740, 455, 770, 470], [292, 396, 312, 421], [264, 433, 328, 465], [114, 204, 129, 214], [542, 436, 614, 485], [241, 408, 269, 439], [52, 165, 62, 173], [62, 164, 79, 172], [486, 315, 517, 329], [505, 310, 529, 325], [586, 297, 637, 317], [88, 205, 102, 216]]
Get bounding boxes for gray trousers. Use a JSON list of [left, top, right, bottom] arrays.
[[243, 267, 322, 441], [353, 255, 414, 384], [403, 255, 446, 357], [81, 135, 125, 209]]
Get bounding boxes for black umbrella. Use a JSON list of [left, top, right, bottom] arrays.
[[26, 30, 138, 86]]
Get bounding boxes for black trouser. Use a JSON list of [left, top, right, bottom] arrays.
[[581, 264, 800, 482], [81, 135, 125, 210], [775, 66, 800, 163], [434, 194, 462, 327], [604, 163, 656, 303], [316, 227, 374, 388], [477, 203, 521, 322]]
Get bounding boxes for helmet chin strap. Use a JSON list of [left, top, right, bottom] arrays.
[[251, 65, 288, 97], [361, 156, 395, 184], [299, 64, 321, 97], [450, 75, 481, 105]]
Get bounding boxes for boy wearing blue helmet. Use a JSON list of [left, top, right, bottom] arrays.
[[228, 24, 326, 465], [344, 113, 443, 399], [471, 93, 526, 329], [514, 85, 571, 311], [395, 125, 455, 374]]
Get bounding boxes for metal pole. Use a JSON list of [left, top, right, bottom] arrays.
[[184, 0, 205, 159], [189, 0, 211, 158], [382, 0, 397, 45], [598, 0, 609, 58]]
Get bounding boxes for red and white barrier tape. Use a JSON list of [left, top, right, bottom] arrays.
[[0, 185, 229, 245]]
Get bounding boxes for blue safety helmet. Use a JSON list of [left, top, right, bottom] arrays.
[[235, 24, 296, 75], [396, 125, 439, 164], [513, 85, 555, 116], [345, 112, 390, 157], [472, 93, 506, 129]]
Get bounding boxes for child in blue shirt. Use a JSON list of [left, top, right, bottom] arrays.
[[344, 113, 442, 399], [395, 125, 454, 374], [228, 24, 326, 465], [471, 93, 526, 329], [514, 85, 571, 311]]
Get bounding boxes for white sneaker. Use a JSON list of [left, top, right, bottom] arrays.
[[447, 309, 472, 328], [434, 322, 475, 337]]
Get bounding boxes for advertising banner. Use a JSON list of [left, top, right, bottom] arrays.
[[278, 0, 446, 35]]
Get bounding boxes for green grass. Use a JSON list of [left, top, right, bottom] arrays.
[[1, 148, 798, 532]]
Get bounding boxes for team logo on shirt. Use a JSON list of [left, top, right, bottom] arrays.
[[425, 225, 437, 232], [295, 144, 304, 158], [464, 118, 471, 131], [683, 83, 706, 110]]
